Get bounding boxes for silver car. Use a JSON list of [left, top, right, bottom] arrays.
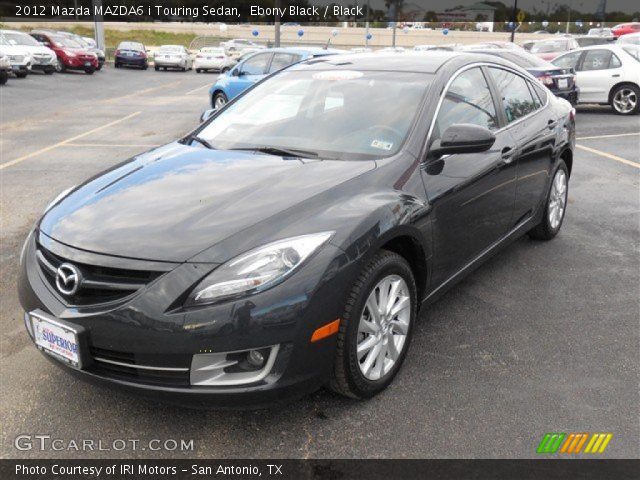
[[154, 45, 193, 71]]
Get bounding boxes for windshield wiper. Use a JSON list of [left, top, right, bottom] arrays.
[[189, 135, 216, 150], [229, 146, 319, 159]]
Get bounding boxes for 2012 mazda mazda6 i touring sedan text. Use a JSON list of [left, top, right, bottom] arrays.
[[18, 52, 575, 408]]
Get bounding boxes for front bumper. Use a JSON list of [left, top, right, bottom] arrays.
[[18, 231, 353, 408]]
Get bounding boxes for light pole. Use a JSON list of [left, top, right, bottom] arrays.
[[274, 0, 281, 47], [510, 0, 518, 43], [365, 0, 370, 47], [93, 0, 105, 51]]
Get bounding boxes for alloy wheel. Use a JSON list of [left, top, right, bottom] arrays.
[[357, 274, 411, 381], [548, 169, 567, 230], [214, 95, 227, 109], [613, 88, 637, 114]]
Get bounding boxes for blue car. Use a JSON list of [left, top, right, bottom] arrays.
[[209, 47, 343, 109]]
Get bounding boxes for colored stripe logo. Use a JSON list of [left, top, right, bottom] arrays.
[[537, 433, 612, 454]]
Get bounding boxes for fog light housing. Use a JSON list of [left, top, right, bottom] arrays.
[[190, 345, 279, 386], [247, 349, 265, 368]]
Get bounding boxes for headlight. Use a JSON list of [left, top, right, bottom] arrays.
[[44, 185, 75, 213], [185, 232, 334, 307]]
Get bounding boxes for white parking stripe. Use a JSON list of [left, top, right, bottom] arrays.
[[0, 112, 141, 171], [577, 132, 640, 141], [576, 144, 640, 169], [185, 82, 215, 95]]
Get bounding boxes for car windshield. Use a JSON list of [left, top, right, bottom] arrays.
[[119, 42, 143, 51], [1, 32, 40, 46], [531, 40, 570, 53], [197, 70, 432, 160], [52, 35, 82, 49], [159, 46, 182, 53]]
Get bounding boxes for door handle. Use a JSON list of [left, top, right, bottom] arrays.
[[501, 146, 515, 164], [547, 119, 558, 130], [612, 74, 621, 78]]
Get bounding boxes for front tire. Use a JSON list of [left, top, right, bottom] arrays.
[[213, 91, 228, 109], [44, 67, 55, 75], [528, 160, 569, 241], [15, 71, 28, 78], [611, 84, 639, 115], [331, 250, 416, 399], [55, 59, 65, 73], [84, 67, 95, 75]]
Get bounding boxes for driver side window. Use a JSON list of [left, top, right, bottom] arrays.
[[240, 53, 271, 76], [433, 67, 498, 141]]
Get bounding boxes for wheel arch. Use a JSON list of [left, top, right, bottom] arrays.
[[378, 234, 428, 304], [560, 148, 573, 177]]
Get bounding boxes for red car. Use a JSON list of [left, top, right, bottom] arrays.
[[611, 23, 640, 38], [30, 30, 98, 74]]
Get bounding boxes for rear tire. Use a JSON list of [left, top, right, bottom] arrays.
[[528, 160, 569, 241], [0, 72, 8, 85], [84, 67, 95, 75], [221, 67, 230, 73], [154, 65, 159, 71], [610, 84, 640, 115], [330, 250, 416, 399]]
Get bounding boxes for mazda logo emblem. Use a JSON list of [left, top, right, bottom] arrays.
[[55, 263, 82, 296]]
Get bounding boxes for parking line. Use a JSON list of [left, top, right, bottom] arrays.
[[577, 132, 640, 141], [576, 144, 640, 169], [185, 83, 214, 95], [0, 112, 141, 171]]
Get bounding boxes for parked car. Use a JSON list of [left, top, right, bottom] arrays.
[[19, 52, 575, 407], [154, 45, 193, 71], [194, 47, 235, 73], [0, 53, 10, 84], [552, 45, 640, 114], [221, 38, 264, 56], [587, 28, 613, 37], [0, 29, 56, 74], [30, 31, 98, 74], [618, 32, 640, 46], [458, 46, 579, 105], [0, 36, 31, 78], [114, 41, 148, 69], [56, 31, 105, 70], [611, 23, 640, 38], [209, 47, 343, 109], [575, 35, 615, 47], [529, 38, 580, 61]]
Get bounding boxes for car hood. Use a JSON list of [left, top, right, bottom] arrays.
[[40, 143, 375, 262]]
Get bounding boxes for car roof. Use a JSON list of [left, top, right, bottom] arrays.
[[292, 51, 481, 73]]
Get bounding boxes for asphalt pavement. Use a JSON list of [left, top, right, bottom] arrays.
[[1, 68, 638, 459]]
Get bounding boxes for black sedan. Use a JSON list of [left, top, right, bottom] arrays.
[[19, 52, 575, 407], [114, 41, 148, 69], [461, 47, 580, 105]]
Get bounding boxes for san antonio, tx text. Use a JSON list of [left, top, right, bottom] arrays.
[[16, 463, 283, 477]]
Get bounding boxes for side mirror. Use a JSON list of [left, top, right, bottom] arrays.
[[200, 108, 216, 123], [428, 124, 496, 158], [231, 69, 241, 76]]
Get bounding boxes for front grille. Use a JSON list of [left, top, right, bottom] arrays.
[[88, 347, 190, 387], [36, 243, 163, 306], [9, 55, 24, 62]]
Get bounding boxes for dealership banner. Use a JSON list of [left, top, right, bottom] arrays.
[[2, 459, 640, 479], [1, 0, 639, 23]]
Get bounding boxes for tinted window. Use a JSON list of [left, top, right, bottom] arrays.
[[489, 68, 540, 123], [268, 53, 299, 73], [434, 67, 499, 138], [552, 51, 582, 69], [581, 50, 617, 70], [240, 53, 271, 75]]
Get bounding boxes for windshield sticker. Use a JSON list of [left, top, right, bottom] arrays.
[[312, 70, 363, 81], [371, 139, 393, 151]]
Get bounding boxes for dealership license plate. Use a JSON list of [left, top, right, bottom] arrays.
[[558, 79, 568, 89], [31, 312, 82, 368]]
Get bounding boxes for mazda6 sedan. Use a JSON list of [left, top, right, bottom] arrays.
[[19, 52, 575, 408]]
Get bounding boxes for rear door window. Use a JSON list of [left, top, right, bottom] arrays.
[[581, 50, 617, 70], [552, 51, 582, 69], [268, 53, 300, 73], [489, 68, 541, 123]]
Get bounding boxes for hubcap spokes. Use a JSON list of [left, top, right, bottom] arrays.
[[548, 170, 567, 230], [614, 89, 637, 113], [357, 275, 411, 381], [215, 96, 226, 108]]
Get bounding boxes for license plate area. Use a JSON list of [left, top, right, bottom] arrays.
[[30, 310, 90, 369], [558, 79, 569, 89]]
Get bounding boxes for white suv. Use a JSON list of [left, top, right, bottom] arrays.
[[0, 29, 56, 74]]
